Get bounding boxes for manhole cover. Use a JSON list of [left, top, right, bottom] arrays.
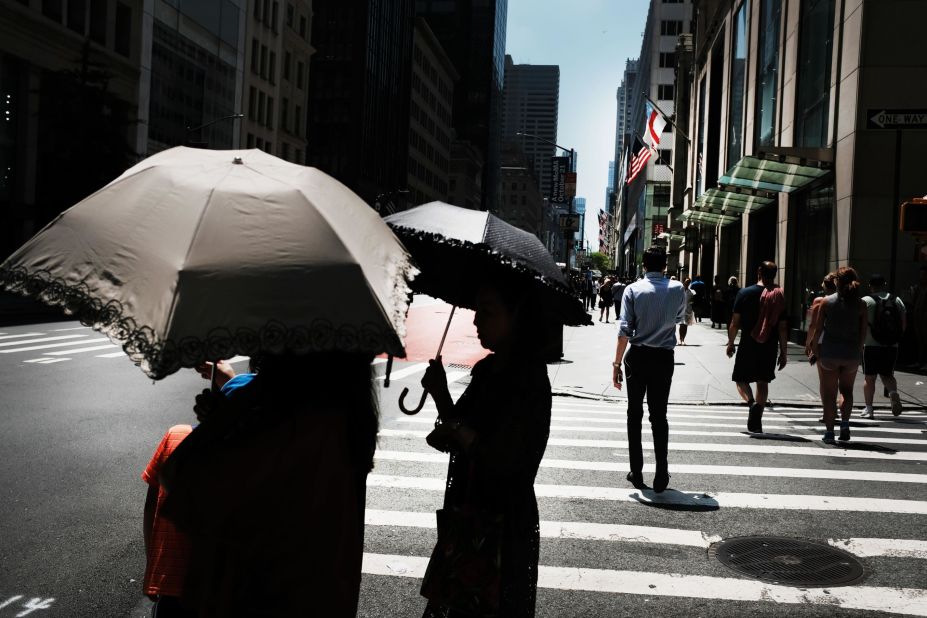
[[711, 536, 866, 587]]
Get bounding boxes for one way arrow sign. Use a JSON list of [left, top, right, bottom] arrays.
[[867, 109, 927, 130]]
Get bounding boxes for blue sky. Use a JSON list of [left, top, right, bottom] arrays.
[[505, 0, 650, 248]]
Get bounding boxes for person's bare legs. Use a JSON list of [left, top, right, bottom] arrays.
[[863, 374, 876, 408], [679, 324, 688, 344], [736, 382, 754, 404], [819, 366, 839, 434], [838, 365, 858, 423], [755, 383, 769, 407]]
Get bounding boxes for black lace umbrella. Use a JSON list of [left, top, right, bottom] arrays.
[[385, 202, 590, 326], [384, 202, 590, 413]]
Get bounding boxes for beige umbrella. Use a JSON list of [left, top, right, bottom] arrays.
[[0, 147, 417, 379]]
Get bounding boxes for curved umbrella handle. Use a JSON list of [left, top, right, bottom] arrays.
[[398, 387, 428, 415]]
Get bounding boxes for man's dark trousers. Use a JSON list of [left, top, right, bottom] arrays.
[[624, 344, 674, 474]]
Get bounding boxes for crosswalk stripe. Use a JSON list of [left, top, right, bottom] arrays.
[[391, 417, 927, 444], [376, 363, 428, 381], [35, 358, 70, 364], [372, 358, 388, 365], [0, 334, 86, 348], [365, 509, 927, 557], [51, 326, 90, 331], [96, 352, 126, 358], [828, 538, 927, 559], [366, 474, 927, 514], [378, 429, 927, 461], [0, 332, 44, 341], [541, 416, 922, 434], [552, 401, 927, 419], [373, 450, 927, 484], [0, 338, 110, 354], [361, 553, 927, 614], [45, 344, 119, 356], [365, 509, 720, 547]]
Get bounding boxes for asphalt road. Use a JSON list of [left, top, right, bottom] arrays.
[[1, 320, 926, 617]]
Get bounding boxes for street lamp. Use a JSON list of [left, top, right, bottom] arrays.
[[185, 113, 245, 148], [516, 131, 576, 268]]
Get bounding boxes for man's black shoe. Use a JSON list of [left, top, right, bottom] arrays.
[[653, 472, 670, 493], [626, 471, 645, 489], [747, 403, 763, 433]]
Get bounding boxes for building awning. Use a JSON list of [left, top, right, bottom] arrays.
[[717, 153, 831, 195], [680, 209, 739, 226], [683, 150, 832, 227]]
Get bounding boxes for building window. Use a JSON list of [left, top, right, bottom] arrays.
[[657, 84, 674, 100], [296, 61, 304, 88], [795, 0, 836, 147], [299, 15, 307, 39], [258, 91, 266, 123], [67, 0, 86, 34], [267, 96, 274, 129], [269, 52, 276, 84], [262, 0, 269, 25], [271, 1, 279, 32], [249, 86, 257, 119], [114, 2, 131, 57], [660, 20, 683, 36], [247, 133, 255, 148], [283, 52, 291, 80], [281, 97, 289, 132], [43, 0, 63, 22], [755, 0, 782, 148], [256, 137, 264, 149], [253, 0, 262, 20], [295, 149, 302, 164], [658, 149, 673, 165], [658, 52, 676, 68], [727, 0, 749, 168], [286, 3, 294, 26], [251, 39, 259, 73], [260, 45, 268, 79], [281, 142, 289, 160], [89, 0, 107, 45], [265, 141, 272, 154], [295, 105, 301, 136]]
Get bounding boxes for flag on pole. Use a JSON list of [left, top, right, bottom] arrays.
[[645, 101, 668, 148], [626, 136, 652, 185]]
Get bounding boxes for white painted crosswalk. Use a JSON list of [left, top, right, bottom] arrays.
[[363, 391, 927, 615]]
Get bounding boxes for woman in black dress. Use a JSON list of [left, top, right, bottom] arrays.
[[420, 281, 552, 618]]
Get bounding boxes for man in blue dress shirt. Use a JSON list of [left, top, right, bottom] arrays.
[[612, 247, 687, 493]]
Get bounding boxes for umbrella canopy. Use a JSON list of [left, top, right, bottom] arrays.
[[385, 202, 590, 326], [0, 147, 417, 379]]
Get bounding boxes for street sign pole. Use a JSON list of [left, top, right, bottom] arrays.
[[891, 129, 902, 291]]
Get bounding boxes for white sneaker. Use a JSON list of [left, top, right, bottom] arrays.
[[859, 407, 874, 419]]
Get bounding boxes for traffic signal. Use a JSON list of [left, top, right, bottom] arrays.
[[901, 199, 927, 234]]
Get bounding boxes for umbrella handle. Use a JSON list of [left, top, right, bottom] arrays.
[[398, 387, 428, 415]]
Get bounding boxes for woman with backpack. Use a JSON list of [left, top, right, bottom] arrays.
[[808, 267, 868, 444]]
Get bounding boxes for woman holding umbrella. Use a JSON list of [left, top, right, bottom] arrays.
[[384, 202, 588, 618], [420, 276, 551, 618]]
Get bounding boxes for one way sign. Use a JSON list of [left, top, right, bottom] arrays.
[[867, 109, 927, 130]]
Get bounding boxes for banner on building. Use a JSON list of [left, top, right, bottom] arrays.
[[550, 156, 570, 204], [564, 172, 577, 199]]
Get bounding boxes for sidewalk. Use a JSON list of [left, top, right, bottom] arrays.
[[550, 316, 927, 410]]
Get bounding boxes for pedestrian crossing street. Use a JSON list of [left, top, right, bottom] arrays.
[[362, 371, 927, 616]]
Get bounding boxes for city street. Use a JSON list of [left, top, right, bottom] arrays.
[[0, 304, 925, 617]]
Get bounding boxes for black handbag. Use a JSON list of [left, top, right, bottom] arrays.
[[421, 464, 504, 616]]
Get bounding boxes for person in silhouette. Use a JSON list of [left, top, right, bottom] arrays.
[[420, 278, 552, 618]]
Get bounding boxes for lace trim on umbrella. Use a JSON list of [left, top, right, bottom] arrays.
[[384, 252, 419, 340], [0, 266, 407, 380]]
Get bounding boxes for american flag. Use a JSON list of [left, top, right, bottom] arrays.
[[626, 137, 652, 185]]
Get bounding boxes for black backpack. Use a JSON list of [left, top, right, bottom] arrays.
[[869, 294, 903, 345]]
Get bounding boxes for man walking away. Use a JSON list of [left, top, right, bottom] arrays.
[[611, 277, 628, 314], [726, 261, 788, 434], [861, 274, 906, 418], [613, 248, 686, 493]]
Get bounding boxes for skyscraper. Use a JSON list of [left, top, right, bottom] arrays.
[[501, 54, 559, 199], [416, 0, 508, 211], [306, 0, 415, 207]]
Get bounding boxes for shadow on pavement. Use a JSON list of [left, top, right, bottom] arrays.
[[629, 489, 720, 512], [835, 442, 898, 454], [746, 433, 812, 443]]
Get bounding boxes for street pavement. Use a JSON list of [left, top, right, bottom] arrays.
[[0, 305, 925, 617]]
